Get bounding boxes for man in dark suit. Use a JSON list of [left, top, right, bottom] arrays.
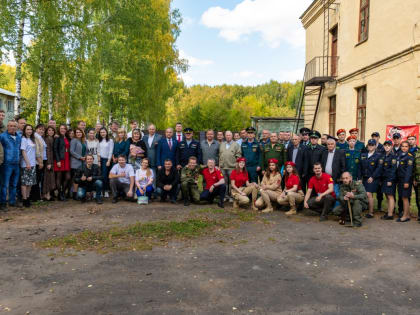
[[287, 133, 305, 177], [321, 137, 346, 184], [143, 124, 162, 195], [174, 122, 184, 143], [157, 128, 178, 170]]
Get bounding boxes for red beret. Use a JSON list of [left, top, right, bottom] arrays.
[[268, 158, 278, 164], [349, 128, 359, 133], [285, 161, 296, 167], [347, 135, 357, 141], [336, 129, 346, 136], [407, 134, 417, 139], [236, 157, 246, 163]]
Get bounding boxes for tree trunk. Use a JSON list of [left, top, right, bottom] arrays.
[[48, 76, 53, 120], [97, 79, 103, 123], [14, 0, 27, 115], [35, 58, 43, 125], [66, 66, 79, 125]]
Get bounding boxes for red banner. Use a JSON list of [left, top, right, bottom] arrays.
[[385, 125, 419, 144]]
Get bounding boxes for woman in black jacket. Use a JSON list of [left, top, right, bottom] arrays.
[[128, 128, 148, 171], [53, 124, 72, 201]]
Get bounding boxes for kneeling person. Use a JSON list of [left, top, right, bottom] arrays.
[[230, 157, 258, 210], [200, 159, 226, 208], [333, 172, 368, 227], [255, 158, 282, 213], [135, 158, 154, 202], [109, 155, 135, 203], [304, 162, 336, 221], [74, 154, 103, 204], [156, 159, 179, 203], [277, 161, 304, 215], [181, 156, 201, 206]]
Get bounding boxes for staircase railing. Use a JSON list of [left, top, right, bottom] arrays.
[[304, 56, 338, 83]]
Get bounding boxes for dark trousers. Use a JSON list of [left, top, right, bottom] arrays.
[[77, 180, 103, 200], [30, 164, 44, 201], [200, 184, 226, 203], [156, 186, 177, 201], [100, 158, 111, 192], [415, 185, 420, 215], [376, 182, 383, 210], [307, 194, 335, 216], [110, 178, 133, 198]]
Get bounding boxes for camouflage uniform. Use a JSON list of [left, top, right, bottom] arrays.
[[260, 143, 287, 171], [180, 166, 201, 203], [333, 180, 368, 226]]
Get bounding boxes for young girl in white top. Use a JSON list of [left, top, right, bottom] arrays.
[[135, 158, 154, 201], [97, 127, 114, 197], [20, 124, 37, 207]]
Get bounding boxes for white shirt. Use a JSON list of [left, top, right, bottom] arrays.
[[135, 168, 154, 187], [98, 139, 114, 160], [86, 139, 99, 164], [226, 141, 233, 149], [21, 137, 37, 168], [325, 149, 335, 176], [147, 134, 155, 147], [110, 163, 135, 184]]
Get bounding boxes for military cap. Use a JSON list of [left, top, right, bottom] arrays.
[[236, 157, 246, 163], [183, 127, 193, 133], [327, 135, 338, 141], [336, 129, 346, 136], [347, 135, 357, 141], [299, 127, 311, 135], [309, 130, 321, 139], [371, 132, 380, 137], [367, 139, 377, 146], [383, 140, 393, 146], [392, 132, 401, 139], [246, 127, 256, 133], [268, 158, 278, 164], [349, 128, 359, 133]]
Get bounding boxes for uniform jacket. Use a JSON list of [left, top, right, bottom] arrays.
[[260, 142, 287, 170], [397, 152, 414, 184], [344, 149, 361, 180], [336, 141, 349, 150], [261, 172, 282, 193], [321, 149, 346, 183], [241, 140, 261, 167], [355, 140, 366, 153], [0, 142, 3, 165], [219, 141, 241, 170], [381, 152, 397, 183], [360, 152, 383, 179], [304, 144, 326, 178], [142, 133, 162, 168], [176, 139, 201, 167], [0, 131, 21, 164], [338, 181, 368, 207], [73, 164, 102, 185], [70, 138, 85, 169], [414, 149, 420, 182], [180, 165, 201, 183], [375, 143, 385, 154], [287, 144, 305, 176], [200, 140, 219, 166], [157, 137, 179, 167]]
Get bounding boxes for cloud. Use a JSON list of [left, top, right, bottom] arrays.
[[234, 71, 264, 79], [201, 0, 313, 48], [277, 68, 304, 82], [179, 50, 214, 66], [182, 16, 195, 27]]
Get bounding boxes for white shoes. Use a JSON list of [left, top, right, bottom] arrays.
[[104, 191, 109, 198]]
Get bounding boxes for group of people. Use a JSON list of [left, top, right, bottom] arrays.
[[0, 110, 419, 227]]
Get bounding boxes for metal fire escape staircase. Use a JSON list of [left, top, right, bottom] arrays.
[[294, 0, 339, 133]]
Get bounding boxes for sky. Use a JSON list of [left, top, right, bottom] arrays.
[[172, 0, 313, 86]]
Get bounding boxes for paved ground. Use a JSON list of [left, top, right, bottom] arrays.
[[0, 200, 420, 315]]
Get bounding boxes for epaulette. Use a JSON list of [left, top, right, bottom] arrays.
[[408, 153, 413, 157]]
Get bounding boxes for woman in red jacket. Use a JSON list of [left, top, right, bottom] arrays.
[[277, 161, 304, 215]]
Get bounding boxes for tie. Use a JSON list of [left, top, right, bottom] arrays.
[[178, 134, 181, 142], [168, 139, 172, 150]]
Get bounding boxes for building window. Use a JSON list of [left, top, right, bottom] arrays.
[[356, 86, 367, 142], [359, 0, 369, 42], [7, 100, 13, 112], [329, 96, 336, 136]]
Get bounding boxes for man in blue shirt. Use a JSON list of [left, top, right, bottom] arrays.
[[0, 120, 22, 211]]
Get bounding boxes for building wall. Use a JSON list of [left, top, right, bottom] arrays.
[[0, 94, 15, 123], [302, 0, 420, 140]]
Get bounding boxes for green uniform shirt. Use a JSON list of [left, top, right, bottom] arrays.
[[181, 165, 201, 183], [260, 143, 287, 170], [338, 181, 368, 206], [414, 150, 420, 182]]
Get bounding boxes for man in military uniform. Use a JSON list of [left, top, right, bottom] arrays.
[[299, 127, 311, 147], [349, 128, 366, 153], [180, 156, 201, 206], [371, 132, 385, 154], [332, 172, 368, 227], [303, 131, 326, 188], [344, 135, 361, 180], [392, 133, 402, 156], [176, 128, 202, 169], [336, 129, 348, 150], [260, 132, 287, 172], [259, 130, 271, 149], [409, 134, 419, 221], [241, 127, 261, 183]]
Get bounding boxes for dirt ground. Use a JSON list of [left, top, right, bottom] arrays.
[[0, 200, 420, 315]]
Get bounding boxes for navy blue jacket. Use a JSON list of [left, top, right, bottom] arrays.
[[176, 139, 201, 167], [287, 144, 305, 176], [157, 137, 179, 167], [360, 152, 383, 179], [397, 152, 414, 184], [381, 153, 397, 183]]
